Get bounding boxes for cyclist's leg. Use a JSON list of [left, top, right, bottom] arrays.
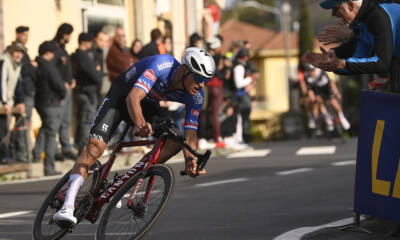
[[329, 97, 351, 130], [318, 95, 334, 131], [54, 92, 123, 223]]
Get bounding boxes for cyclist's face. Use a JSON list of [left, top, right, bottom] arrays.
[[183, 68, 205, 96]]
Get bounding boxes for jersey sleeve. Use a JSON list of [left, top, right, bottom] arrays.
[[133, 68, 158, 94], [133, 55, 178, 94], [183, 91, 204, 131]]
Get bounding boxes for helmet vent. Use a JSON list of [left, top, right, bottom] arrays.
[[200, 64, 214, 77], [190, 57, 201, 71]]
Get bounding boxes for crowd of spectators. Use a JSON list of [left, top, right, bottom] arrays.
[[0, 23, 259, 175]]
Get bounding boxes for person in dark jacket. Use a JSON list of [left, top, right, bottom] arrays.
[[72, 33, 102, 154], [137, 28, 162, 59], [52, 23, 77, 160], [304, 0, 400, 92], [90, 31, 109, 100], [33, 41, 66, 175], [11, 26, 37, 163]]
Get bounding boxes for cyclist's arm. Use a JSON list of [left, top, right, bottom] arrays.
[[126, 87, 148, 132], [183, 129, 197, 160]]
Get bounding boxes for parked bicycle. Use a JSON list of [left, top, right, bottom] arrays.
[[33, 119, 211, 240]]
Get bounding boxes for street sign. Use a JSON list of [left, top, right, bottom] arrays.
[[355, 91, 400, 223]]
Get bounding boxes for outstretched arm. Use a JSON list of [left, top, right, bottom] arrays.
[[183, 129, 206, 177], [125, 87, 153, 137]]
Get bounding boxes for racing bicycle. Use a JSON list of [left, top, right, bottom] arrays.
[[32, 119, 211, 240]]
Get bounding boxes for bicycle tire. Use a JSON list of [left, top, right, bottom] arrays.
[[96, 164, 174, 240], [32, 161, 100, 240]]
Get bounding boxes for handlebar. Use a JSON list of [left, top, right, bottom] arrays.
[[151, 119, 212, 176]]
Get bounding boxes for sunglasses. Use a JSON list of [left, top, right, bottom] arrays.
[[193, 73, 210, 84]]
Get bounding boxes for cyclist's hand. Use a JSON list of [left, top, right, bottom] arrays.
[[185, 158, 206, 178], [137, 122, 153, 138]]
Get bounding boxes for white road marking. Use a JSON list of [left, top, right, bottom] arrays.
[[195, 178, 249, 187], [296, 146, 336, 156], [273, 217, 365, 240], [0, 175, 63, 186], [227, 149, 271, 159], [0, 211, 31, 219], [276, 168, 313, 176], [332, 160, 356, 166]]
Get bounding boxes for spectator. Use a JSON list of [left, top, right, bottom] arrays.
[[189, 32, 203, 48], [0, 42, 25, 164], [106, 27, 133, 82], [71, 33, 102, 154], [305, 0, 400, 92], [130, 39, 143, 64], [201, 37, 227, 148], [232, 48, 253, 145], [90, 31, 110, 101], [225, 39, 242, 61], [12, 26, 37, 162], [52, 23, 77, 161], [164, 36, 173, 55], [33, 41, 65, 175], [137, 28, 162, 59]]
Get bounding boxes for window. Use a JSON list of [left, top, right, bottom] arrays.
[[97, 0, 124, 6]]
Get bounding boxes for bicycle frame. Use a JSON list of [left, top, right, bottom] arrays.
[[85, 136, 168, 223]]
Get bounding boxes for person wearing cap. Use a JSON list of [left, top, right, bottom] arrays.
[[11, 25, 38, 163], [52, 23, 77, 161], [71, 33, 102, 154], [0, 42, 25, 164], [33, 41, 66, 175], [303, 0, 400, 92]]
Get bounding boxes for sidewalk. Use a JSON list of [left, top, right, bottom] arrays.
[[302, 217, 400, 240]]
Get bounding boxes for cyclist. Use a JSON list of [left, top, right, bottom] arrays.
[[53, 47, 216, 225], [301, 64, 350, 131]]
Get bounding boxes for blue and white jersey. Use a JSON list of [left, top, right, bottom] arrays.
[[117, 54, 203, 131]]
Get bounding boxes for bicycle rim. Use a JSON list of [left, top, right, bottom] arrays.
[[96, 165, 174, 240], [32, 162, 100, 240]]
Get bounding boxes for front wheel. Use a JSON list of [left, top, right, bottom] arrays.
[[96, 164, 174, 240], [32, 161, 100, 240]]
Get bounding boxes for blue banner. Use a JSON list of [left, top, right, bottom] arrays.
[[355, 91, 400, 223]]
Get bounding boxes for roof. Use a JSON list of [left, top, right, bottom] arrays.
[[219, 19, 299, 54]]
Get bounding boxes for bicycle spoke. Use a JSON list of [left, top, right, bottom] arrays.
[[98, 166, 173, 240]]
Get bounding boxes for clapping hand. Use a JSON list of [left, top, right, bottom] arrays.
[[317, 20, 353, 45]]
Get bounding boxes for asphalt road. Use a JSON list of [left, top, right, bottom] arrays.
[[0, 138, 358, 240]]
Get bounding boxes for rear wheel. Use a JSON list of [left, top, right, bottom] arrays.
[[32, 161, 100, 240], [96, 164, 174, 240]]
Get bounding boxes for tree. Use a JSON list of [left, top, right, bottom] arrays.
[[298, 0, 314, 66]]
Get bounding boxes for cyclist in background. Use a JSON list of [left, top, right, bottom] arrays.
[[301, 64, 350, 132], [53, 47, 216, 225]]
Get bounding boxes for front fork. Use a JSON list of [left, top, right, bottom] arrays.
[[127, 174, 156, 217]]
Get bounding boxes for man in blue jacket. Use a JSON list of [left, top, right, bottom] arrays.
[[304, 0, 400, 92]]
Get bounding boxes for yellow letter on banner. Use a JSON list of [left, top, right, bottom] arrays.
[[371, 120, 391, 196], [392, 157, 400, 198]]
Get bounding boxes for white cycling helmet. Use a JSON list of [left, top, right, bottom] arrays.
[[182, 47, 216, 81]]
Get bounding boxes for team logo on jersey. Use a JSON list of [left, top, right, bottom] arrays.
[[193, 92, 203, 105], [143, 69, 157, 82], [157, 62, 173, 71], [191, 109, 200, 117]]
